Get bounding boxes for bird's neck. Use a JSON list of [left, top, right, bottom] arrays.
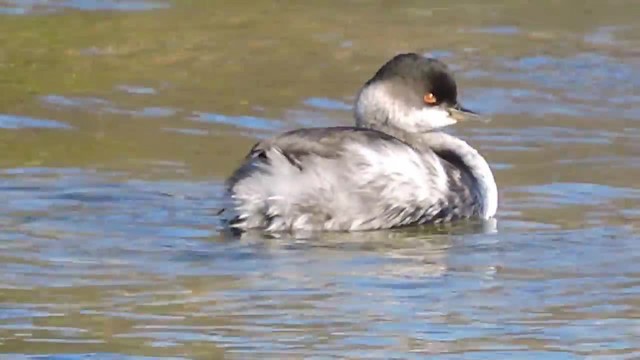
[[396, 130, 498, 219]]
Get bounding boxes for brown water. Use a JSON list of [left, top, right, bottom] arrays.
[[1, 1, 639, 359]]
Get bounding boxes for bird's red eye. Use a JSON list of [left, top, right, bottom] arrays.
[[424, 93, 437, 105]]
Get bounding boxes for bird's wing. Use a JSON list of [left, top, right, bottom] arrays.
[[225, 126, 456, 231], [226, 126, 407, 186]]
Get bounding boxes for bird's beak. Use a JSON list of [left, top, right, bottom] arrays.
[[447, 104, 491, 123]]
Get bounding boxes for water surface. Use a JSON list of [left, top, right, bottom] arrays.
[[0, 0, 639, 358]]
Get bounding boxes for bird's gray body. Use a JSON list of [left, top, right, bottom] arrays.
[[225, 126, 496, 232], [223, 53, 498, 233]]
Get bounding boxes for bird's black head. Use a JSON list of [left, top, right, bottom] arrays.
[[355, 53, 487, 132], [366, 53, 459, 108]]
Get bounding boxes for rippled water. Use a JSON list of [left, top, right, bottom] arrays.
[[0, 1, 639, 358]]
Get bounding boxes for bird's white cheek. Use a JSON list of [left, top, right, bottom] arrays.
[[407, 107, 457, 131]]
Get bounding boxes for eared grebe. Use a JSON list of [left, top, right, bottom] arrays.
[[223, 53, 497, 232]]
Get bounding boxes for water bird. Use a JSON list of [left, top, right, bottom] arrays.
[[223, 53, 497, 232]]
